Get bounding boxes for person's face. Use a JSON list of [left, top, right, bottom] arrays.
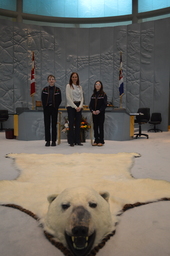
[[95, 82, 101, 91], [71, 73, 78, 84], [48, 76, 56, 86]]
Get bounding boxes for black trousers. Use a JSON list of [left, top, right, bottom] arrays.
[[43, 106, 58, 142], [67, 106, 82, 145], [93, 112, 105, 144]]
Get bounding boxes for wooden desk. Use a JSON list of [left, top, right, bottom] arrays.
[[15, 108, 132, 141]]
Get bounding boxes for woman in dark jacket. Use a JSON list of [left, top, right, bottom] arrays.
[[89, 80, 107, 146]]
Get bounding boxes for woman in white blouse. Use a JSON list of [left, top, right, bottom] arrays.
[[66, 72, 84, 146]]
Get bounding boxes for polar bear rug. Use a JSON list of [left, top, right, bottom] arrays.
[[0, 152, 170, 256]]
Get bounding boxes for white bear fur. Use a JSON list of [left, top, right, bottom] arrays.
[[1, 153, 170, 250], [43, 186, 113, 248]]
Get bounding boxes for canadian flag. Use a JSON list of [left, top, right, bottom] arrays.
[[30, 52, 35, 96]]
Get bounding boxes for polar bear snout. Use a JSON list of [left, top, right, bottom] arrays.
[[70, 206, 91, 228]]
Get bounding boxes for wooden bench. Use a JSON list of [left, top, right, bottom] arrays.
[[35, 101, 42, 110]]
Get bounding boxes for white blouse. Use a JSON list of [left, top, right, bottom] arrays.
[[66, 84, 84, 109], [72, 84, 82, 102]]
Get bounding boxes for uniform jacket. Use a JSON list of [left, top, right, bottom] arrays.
[[41, 86, 62, 110], [89, 91, 107, 113]]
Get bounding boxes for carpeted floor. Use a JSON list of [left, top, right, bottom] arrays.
[[0, 131, 170, 256]]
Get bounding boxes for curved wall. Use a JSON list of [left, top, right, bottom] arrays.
[[0, 17, 169, 130]]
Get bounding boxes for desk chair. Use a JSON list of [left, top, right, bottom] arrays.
[[0, 110, 9, 131], [134, 108, 150, 139], [148, 113, 162, 132]]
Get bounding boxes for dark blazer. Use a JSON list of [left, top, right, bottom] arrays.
[[41, 86, 62, 110], [89, 92, 107, 113]]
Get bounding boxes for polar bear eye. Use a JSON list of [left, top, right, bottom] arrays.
[[61, 203, 70, 210], [89, 202, 97, 208]]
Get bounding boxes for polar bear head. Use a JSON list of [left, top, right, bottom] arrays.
[[43, 186, 113, 256]]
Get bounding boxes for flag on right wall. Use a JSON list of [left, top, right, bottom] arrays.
[[119, 52, 124, 97]]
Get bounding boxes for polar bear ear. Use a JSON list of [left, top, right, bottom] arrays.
[[100, 191, 110, 202], [47, 194, 58, 204]]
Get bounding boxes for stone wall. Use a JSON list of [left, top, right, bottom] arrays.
[[0, 18, 170, 130]]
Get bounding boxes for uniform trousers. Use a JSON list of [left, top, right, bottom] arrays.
[[93, 112, 105, 144], [67, 106, 82, 145], [43, 106, 58, 142]]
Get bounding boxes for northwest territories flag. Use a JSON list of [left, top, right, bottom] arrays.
[[119, 52, 124, 97], [30, 52, 35, 96]]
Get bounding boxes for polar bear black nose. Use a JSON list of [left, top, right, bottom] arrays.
[[72, 226, 88, 236]]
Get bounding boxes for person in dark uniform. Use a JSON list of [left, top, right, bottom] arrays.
[[41, 75, 62, 147], [89, 80, 107, 146]]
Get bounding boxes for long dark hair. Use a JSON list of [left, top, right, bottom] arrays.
[[93, 80, 105, 94], [69, 72, 80, 88]]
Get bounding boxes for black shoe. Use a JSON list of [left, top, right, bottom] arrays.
[[76, 143, 83, 146], [70, 143, 74, 147], [51, 141, 56, 146], [45, 141, 50, 147]]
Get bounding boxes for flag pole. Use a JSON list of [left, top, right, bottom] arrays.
[[30, 51, 36, 110], [119, 51, 124, 108], [120, 94, 123, 108], [32, 94, 35, 110]]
